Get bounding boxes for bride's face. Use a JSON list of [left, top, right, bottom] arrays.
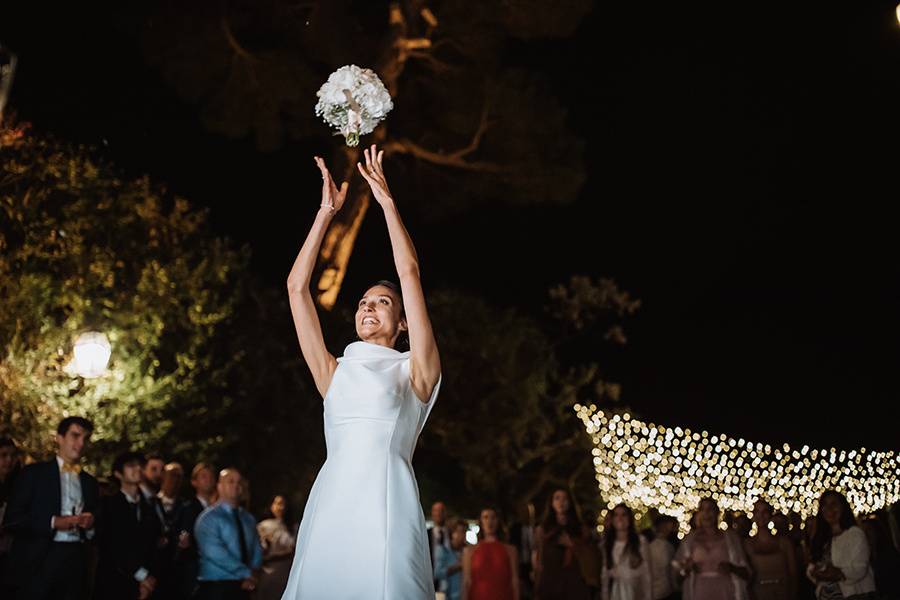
[[355, 285, 406, 347]]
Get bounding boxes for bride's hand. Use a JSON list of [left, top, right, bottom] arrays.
[[315, 156, 348, 214], [357, 144, 393, 206]]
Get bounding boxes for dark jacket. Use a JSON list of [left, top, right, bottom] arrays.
[[94, 491, 163, 600], [1, 459, 99, 584]]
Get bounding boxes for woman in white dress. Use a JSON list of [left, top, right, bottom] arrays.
[[601, 504, 651, 600], [281, 144, 442, 600]]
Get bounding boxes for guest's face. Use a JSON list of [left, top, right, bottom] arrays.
[[217, 469, 243, 504], [56, 423, 90, 463], [480, 509, 499, 536], [432, 502, 447, 526], [552, 490, 570, 515], [698, 500, 719, 529], [161, 465, 184, 496], [657, 519, 676, 538], [821, 494, 844, 528], [772, 513, 789, 534], [355, 285, 406, 347], [192, 467, 216, 495], [271, 495, 286, 519], [451, 525, 467, 549], [0, 445, 16, 479], [116, 461, 143, 486], [752, 501, 772, 527], [143, 459, 164, 486], [612, 506, 631, 533]]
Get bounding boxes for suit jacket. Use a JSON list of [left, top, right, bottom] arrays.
[[94, 491, 163, 600], [1, 459, 99, 583], [176, 496, 207, 561]]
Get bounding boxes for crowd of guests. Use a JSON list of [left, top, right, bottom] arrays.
[[0, 418, 295, 600], [427, 492, 900, 600], [3, 417, 900, 600]]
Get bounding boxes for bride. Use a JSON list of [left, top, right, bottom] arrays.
[[281, 145, 442, 599]]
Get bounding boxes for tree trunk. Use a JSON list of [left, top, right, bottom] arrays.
[[313, 2, 423, 309]]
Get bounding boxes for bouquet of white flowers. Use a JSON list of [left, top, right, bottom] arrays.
[[315, 65, 393, 147]]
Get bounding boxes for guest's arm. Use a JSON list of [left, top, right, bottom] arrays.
[[462, 546, 473, 600], [833, 527, 872, 584], [506, 543, 520, 600], [2, 464, 64, 535]]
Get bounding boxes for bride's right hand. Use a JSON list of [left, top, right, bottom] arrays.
[[314, 156, 348, 214]]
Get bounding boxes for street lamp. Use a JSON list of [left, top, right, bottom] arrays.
[[0, 43, 17, 121], [73, 331, 111, 378]]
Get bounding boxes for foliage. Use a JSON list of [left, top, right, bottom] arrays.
[[0, 126, 249, 471]]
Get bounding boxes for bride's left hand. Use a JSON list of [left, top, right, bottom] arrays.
[[357, 144, 393, 207]]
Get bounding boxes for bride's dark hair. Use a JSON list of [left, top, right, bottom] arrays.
[[365, 280, 409, 351]]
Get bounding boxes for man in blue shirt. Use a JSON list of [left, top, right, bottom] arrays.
[[194, 468, 262, 599]]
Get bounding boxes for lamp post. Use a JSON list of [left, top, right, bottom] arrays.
[[0, 43, 16, 122], [73, 331, 111, 378]]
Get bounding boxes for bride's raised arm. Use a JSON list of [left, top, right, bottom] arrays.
[[357, 144, 441, 403], [286, 156, 348, 397]]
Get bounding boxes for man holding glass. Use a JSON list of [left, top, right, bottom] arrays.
[[1, 416, 99, 600]]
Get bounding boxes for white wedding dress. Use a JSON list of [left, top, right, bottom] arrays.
[[281, 341, 440, 600]]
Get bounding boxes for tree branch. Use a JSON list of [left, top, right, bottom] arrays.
[[220, 16, 257, 62], [383, 102, 500, 171]]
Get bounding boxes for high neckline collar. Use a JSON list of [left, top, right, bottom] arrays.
[[342, 340, 408, 359]]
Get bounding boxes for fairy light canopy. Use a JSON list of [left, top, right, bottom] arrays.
[[574, 404, 900, 535]]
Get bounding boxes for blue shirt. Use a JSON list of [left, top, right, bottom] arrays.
[[194, 502, 263, 581], [433, 544, 463, 600]]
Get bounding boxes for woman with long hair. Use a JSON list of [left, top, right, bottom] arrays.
[[462, 508, 519, 600], [674, 497, 751, 600], [280, 145, 442, 599], [600, 503, 651, 600], [532, 488, 593, 600], [806, 490, 876, 600], [742, 499, 797, 600], [256, 495, 296, 600]]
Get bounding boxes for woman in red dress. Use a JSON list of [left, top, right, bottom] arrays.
[[463, 507, 519, 600]]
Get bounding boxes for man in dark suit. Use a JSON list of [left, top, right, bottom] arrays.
[[2, 416, 99, 600], [173, 462, 217, 600], [94, 451, 162, 600]]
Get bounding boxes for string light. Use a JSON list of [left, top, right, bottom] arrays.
[[574, 405, 900, 536]]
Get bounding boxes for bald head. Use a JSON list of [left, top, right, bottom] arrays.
[[217, 468, 243, 506]]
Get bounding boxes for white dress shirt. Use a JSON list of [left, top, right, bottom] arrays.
[[53, 455, 88, 542]]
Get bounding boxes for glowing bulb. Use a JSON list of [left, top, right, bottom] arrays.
[[72, 331, 111, 378]]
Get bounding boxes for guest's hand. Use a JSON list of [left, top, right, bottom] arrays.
[[240, 575, 258, 591], [177, 531, 191, 549], [77, 512, 94, 529], [357, 144, 393, 207], [138, 577, 155, 600], [558, 532, 574, 548], [314, 156, 348, 214], [52, 515, 80, 530]]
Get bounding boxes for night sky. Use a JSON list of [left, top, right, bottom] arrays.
[[4, 2, 899, 450]]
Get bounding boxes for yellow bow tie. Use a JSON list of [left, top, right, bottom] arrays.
[[61, 462, 82, 474]]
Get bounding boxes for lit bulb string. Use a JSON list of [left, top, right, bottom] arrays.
[[574, 404, 900, 535]]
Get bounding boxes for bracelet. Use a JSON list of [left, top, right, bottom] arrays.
[[320, 204, 335, 213]]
